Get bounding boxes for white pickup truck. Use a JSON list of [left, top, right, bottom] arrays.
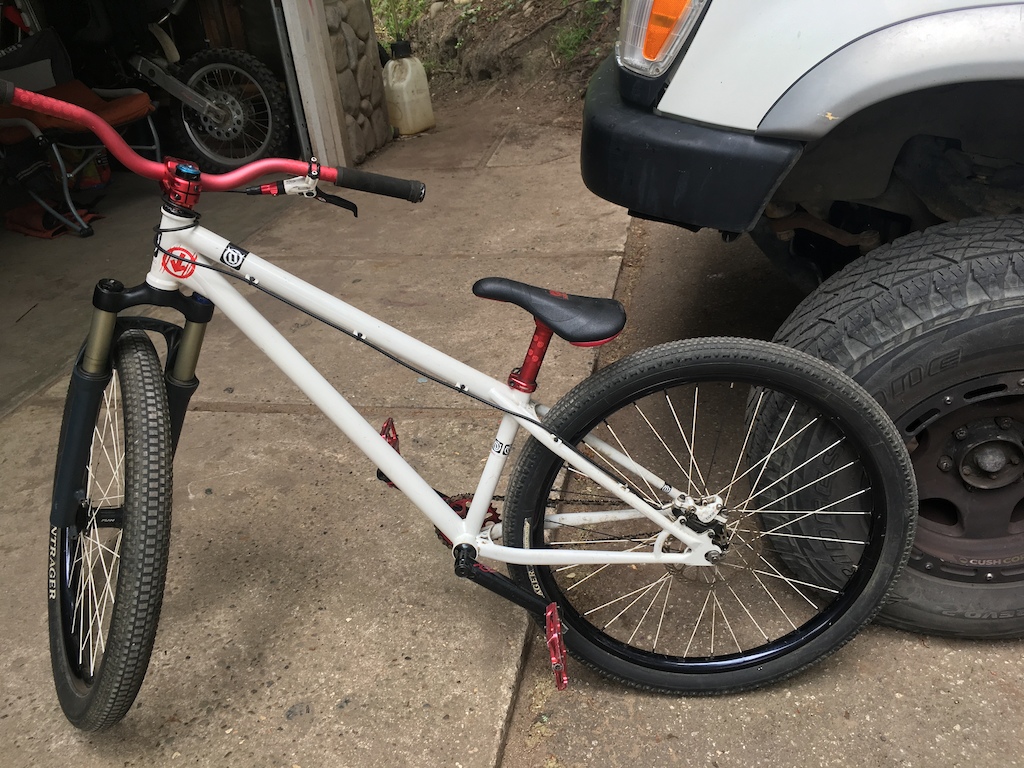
[[581, 0, 1024, 638]]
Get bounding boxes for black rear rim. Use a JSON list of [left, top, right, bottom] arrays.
[[527, 372, 894, 675]]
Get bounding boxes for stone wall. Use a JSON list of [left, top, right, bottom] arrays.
[[324, 0, 390, 164]]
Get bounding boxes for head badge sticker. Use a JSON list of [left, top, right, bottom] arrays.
[[161, 246, 197, 279], [220, 243, 249, 270]]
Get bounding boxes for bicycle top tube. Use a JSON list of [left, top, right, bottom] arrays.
[[0, 79, 425, 200]]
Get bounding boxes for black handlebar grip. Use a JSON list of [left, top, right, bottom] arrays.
[[333, 166, 426, 203], [0, 78, 15, 105]]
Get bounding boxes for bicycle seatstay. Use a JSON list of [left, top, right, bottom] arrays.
[[153, 210, 718, 565]]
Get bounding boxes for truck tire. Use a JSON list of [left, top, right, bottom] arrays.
[[773, 215, 1024, 638]]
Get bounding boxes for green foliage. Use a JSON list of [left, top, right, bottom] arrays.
[[459, 3, 483, 22], [372, 0, 430, 42], [553, 0, 615, 64], [553, 23, 590, 60]]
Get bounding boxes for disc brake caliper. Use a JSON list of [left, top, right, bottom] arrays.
[[673, 494, 730, 550]]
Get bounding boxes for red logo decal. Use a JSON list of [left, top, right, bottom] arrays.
[[548, 290, 569, 299], [162, 247, 198, 279]]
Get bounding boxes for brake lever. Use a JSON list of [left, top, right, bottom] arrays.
[[242, 175, 358, 217], [313, 187, 358, 217]]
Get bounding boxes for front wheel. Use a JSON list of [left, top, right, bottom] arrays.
[[172, 48, 290, 172], [504, 339, 916, 694], [48, 330, 172, 730]]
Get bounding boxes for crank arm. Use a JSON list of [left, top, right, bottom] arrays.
[[453, 544, 570, 691], [453, 544, 551, 617]]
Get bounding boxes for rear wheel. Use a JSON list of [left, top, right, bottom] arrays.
[[48, 330, 172, 730], [173, 48, 290, 172], [504, 339, 916, 693]]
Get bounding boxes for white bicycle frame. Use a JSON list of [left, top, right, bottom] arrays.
[[148, 205, 722, 567]]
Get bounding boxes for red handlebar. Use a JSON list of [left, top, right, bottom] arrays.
[[8, 85, 167, 180], [2, 81, 425, 200]]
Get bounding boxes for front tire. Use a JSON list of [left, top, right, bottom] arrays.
[[504, 339, 916, 694], [48, 330, 172, 730]]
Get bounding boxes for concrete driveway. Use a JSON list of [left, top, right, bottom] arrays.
[[1, 85, 1021, 768]]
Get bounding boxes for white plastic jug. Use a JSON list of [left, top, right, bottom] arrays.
[[384, 42, 435, 136]]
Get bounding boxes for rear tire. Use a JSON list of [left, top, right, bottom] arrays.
[[504, 338, 916, 693], [48, 330, 172, 730], [172, 48, 290, 172]]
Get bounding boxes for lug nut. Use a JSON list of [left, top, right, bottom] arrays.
[[998, 418, 1013, 430], [937, 456, 953, 472], [954, 427, 968, 440]]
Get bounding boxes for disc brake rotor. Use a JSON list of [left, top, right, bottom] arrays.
[[197, 91, 246, 140]]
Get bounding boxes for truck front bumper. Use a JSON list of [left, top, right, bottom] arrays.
[[580, 56, 802, 233]]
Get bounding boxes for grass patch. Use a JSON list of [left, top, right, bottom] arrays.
[[552, 0, 616, 64], [371, 0, 431, 43]]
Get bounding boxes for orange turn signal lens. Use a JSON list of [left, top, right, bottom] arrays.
[[643, 0, 693, 61]]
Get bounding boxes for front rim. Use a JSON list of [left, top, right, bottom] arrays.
[[525, 371, 892, 675], [56, 370, 125, 689], [183, 63, 275, 166]]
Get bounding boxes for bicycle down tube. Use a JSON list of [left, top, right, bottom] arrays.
[[151, 208, 720, 567]]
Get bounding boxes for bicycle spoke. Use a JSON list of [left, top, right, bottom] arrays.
[[70, 369, 126, 678], [712, 408, 817, 500], [651, 576, 673, 652], [724, 389, 765, 507], [723, 578, 770, 643], [633, 398, 701, 495], [711, 591, 741, 654], [684, 589, 714, 656], [740, 441, 848, 510], [583, 574, 672, 625], [602, 421, 661, 505], [688, 387, 705, 495]]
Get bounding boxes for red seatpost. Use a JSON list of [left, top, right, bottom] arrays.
[[508, 320, 554, 393]]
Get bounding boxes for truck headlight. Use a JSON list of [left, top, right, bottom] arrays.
[[616, 0, 709, 77]]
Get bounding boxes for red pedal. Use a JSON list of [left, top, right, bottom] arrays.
[[545, 603, 569, 691], [380, 418, 400, 451], [376, 418, 400, 486]]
